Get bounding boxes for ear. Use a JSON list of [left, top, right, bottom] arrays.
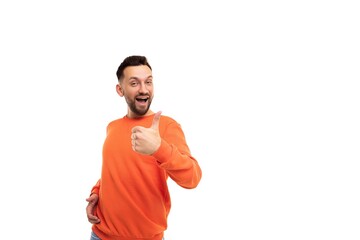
[[116, 84, 124, 97]]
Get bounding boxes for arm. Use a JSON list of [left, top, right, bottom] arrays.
[[153, 122, 202, 189], [131, 113, 202, 188], [85, 179, 101, 224]]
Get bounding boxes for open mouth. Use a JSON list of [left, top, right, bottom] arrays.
[[135, 96, 149, 104]]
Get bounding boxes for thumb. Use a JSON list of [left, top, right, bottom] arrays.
[[151, 111, 162, 130]]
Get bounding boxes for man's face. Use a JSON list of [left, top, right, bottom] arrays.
[[116, 65, 154, 118]]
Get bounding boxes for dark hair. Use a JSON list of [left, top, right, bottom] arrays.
[[116, 55, 152, 82]]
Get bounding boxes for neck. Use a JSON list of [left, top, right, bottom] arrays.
[[127, 110, 153, 119]]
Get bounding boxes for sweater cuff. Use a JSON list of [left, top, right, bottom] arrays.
[[152, 139, 172, 164], [91, 186, 100, 196]]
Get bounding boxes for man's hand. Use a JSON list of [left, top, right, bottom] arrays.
[[131, 111, 162, 155], [86, 194, 100, 224]]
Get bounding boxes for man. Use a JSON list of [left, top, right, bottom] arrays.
[[86, 55, 202, 240]]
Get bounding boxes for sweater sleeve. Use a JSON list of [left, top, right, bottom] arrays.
[[91, 179, 101, 195], [152, 122, 202, 189]]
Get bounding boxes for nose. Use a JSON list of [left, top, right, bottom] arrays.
[[138, 82, 149, 94]]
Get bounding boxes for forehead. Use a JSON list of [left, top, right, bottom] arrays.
[[123, 65, 152, 80]]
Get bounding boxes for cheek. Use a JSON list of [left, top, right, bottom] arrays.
[[123, 89, 137, 99]]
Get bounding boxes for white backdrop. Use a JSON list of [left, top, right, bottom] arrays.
[[0, 1, 359, 239]]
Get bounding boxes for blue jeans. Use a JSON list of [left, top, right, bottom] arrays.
[[90, 231, 101, 240], [90, 231, 165, 240]]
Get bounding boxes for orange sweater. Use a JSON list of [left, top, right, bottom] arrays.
[[90, 114, 202, 240]]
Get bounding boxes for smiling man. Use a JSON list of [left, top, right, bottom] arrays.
[[86, 55, 202, 240], [117, 62, 154, 117]]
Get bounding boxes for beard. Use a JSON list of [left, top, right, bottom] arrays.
[[125, 95, 152, 116]]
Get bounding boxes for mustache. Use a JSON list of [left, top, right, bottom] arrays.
[[136, 93, 150, 97]]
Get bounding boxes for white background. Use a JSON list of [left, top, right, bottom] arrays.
[[0, 1, 359, 239]]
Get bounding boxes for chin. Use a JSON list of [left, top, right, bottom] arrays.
[[135, 109, 149, 116]]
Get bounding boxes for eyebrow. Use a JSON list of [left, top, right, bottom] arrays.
[[129, 75, 153, 81]]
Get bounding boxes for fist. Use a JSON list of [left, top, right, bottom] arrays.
[[131, 111, 162, 155]]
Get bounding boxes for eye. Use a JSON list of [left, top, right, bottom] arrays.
[[130, 82, 138, 87], [146, 80, 153, 85]]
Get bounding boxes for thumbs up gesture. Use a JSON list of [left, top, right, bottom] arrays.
[[131, 111, 162, 155]]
